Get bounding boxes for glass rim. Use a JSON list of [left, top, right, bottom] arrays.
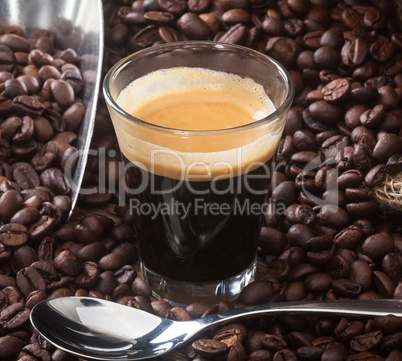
[[102, 41, 295, 135]]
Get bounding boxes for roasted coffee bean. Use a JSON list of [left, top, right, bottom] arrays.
[[305, 234, 334, 252], [75, 262, 99, 289], [0, 335, 26, 359], [9, 245, 38, 275], [192, 338, 227, 358], [166, 306, 191, 321], [284, 19, 304, 38], [316, 205, 350, 229], [262, 17, 285, 36], [315, 166, 338, 191], [304, 31, 323, 49], [31, 142, 58, 172], [213, 329, 243, 348], [351, 126, 377, 149], [2, 78, 27, 98], [383, 109, 402, 133], [320, 27, 344, 49], [222, 9, 251, 25], [273, 349, 298, 361], [346, 201, 376, 218], [259, 227, 286, 256], [237, 280, 275, 305], [294, 129, 318, 151], [77, 242, 107, 262], [0, 33, 29, 52], [219, 23, 249, 45], [10, 138, 37, 160], [361, 233, 394, 261], [98, 253, 125, 270], [0, 275, 16, 288], [158, 26, 181, 43], [261, 334, 288, 352], [265, 259, 291, 281], [40, 168, 70, 195], [18, 343, 52, 360], [326, 255, 350, 279], [364, 164, 386, 187], [350, 331, 383, 352], [322, 79, 350, 102], [244, 330, 265, 354], [277, 135, 296, 160], [285, 204, 315, 226], [296, 345, 324, 360], [11, 95, 44, 117], [158, 0, 186, 14], [345, 188, 373, 202], [314, 46, 341, 70], [373, 133, 401, 163], [372, 270, 395, 298], [272, 181, 298, 206], [0, 177, 19, 193], [79, 186, 113, 207], [348, 259, 372, 292], [0, 223, 28, 247], [143, 11, 175, 26], [0, 45, 16, 73], [227, 341, 247, 361], [54, 249, 82, 276], [282, 280, 308, 301], [177, 13, 210, 40], [334, 225, 363, 249], [370, 39, 395, 63], [220, 0, 249, 11], [266, 37, 300, 67], [377, 85, 399, 110], [332, 278, 362, 298], [187, 0, 210, 13], [131, 277, 152, 299], [381, 253, 402, 285], [1, 303, 30, 331], [351, 86, 379, 105], [198, 13, 220, 36], [13, 163, 40, 190], [28, 215, 57, 243], [308, 101, 343, 126], [286, 224, 315, 249], [341, 37, 368, 67], [16, 267, 46, 297], [304, 272, 332, 293], [0, 189, 22, 222]]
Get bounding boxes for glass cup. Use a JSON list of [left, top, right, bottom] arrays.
[[103, 41, 294, 305]]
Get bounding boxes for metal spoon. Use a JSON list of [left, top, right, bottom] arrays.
[[31, 297, 402, 360]]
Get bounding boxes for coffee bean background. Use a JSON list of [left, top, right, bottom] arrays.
[[0, 0, 402, 360]]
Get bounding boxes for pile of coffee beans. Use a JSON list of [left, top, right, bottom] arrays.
[[0, 26, 85, 227], [0, 0, 402, 360]]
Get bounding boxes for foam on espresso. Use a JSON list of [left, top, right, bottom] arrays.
[[115, 67, 282, 181]]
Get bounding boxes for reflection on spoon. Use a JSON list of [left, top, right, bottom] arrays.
[[31, 297, 402, 360]]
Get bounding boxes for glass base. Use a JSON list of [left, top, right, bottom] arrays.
[[141, 258, 257, 306]]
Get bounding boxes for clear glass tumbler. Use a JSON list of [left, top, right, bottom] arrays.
[[103, 41, 294, 305]]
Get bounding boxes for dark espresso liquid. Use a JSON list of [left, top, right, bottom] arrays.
[[124, 154, 271, 283], [116, 67, 279, 290]]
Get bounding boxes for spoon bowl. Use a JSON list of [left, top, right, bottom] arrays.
[[31, 297, 402, 360]]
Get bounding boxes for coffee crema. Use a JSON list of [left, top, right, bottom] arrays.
[[115, 67, 281, 181]]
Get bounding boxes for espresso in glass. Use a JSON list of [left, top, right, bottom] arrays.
[[103, 42, 294, 305]]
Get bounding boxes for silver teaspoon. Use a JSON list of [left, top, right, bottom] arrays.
[[31, 297, 402, 361]]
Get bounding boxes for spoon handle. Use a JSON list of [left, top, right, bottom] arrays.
[[200, 299, 402, 328]]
